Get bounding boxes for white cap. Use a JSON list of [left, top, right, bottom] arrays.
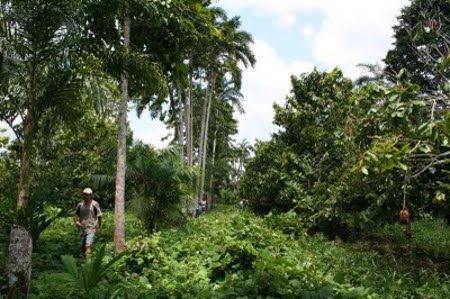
[[82, 188, 93, 195]]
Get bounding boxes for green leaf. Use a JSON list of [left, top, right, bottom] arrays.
[[397, 68, 408, 80], [209, 26, 223, 39], [397, 162, 408, 171], [361, 167, 369, 175], [440, 54, 450, 72], [367, 152, 379, 161]]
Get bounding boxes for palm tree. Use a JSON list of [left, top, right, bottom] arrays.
[[83, 0, 170, 252], [208, 80, 245, 200], [236, 139, 252, 177], [0, 0, 88, 295], [114, 15, 130, 252], [92, 143, 196, 232], [197, 11, 256, 203]]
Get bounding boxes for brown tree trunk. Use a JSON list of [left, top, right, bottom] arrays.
[[17, 112, 34, 208], [7, 110, 35, 298], [114, 15, 130, 253]]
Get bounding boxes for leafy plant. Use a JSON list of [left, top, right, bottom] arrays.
[[3, 198, 68, 247], [39, 245, 126, 298]]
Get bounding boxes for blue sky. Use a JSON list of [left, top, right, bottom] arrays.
[[1, 0, 410, 148]]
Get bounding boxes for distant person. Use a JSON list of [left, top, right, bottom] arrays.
[[200, 196, 207, 212], [240, 199, 248, 210], [74, 188, 102, 257]]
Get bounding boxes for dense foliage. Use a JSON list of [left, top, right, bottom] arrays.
[[240, 67, 450, 236], [384, 0, 450, 91], [25, 208, 450, 298]]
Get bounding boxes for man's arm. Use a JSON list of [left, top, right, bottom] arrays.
[[74, 214, 81, 228]]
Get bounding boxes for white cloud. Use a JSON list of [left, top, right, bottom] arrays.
[[299, 23, 316, 38], [311, 0, 410, 78], [221, 0, 410, 78], [235, 39, 314, 144]]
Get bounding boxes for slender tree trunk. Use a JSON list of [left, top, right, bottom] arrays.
[[114, 15, 130, 253], [185, 70, 193, 167], [199, 72, 217, 202], [7, 110, 35, 298], [169, 86, 178, 142], [189, 79, 193, 167], [239, 149, 244, 176], [196, 80, 209, 206], [208, 123, 218, 211], [176, 79, 184, 160], [184, 69, 194, 215]]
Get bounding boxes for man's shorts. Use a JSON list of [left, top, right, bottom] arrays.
[[81, 233, 95, 246]]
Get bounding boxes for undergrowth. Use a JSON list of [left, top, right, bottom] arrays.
[[2, 207, 449, 298]]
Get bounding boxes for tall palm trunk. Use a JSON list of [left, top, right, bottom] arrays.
[[7, 109, 35, 298], [114, 15, 130, 253], [199, 71, 217, 202], [208, 119, 218, 210], [176, 79, 184, 160], [185, 69, 193, 167], [196, 79, 209, 204]]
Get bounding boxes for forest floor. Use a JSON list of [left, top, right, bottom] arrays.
[[2, 206, 450, 298]]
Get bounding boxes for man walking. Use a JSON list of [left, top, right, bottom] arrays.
[[74, 188, 102, 256]]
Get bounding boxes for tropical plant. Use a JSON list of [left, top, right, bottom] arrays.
[[92, 143, 196, 232], [127, 144, 196, 232], [196, 11, 256, 204], [45, 245, 126, 298]]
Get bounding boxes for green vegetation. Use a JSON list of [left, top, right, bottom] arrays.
[[1, 0, 450, 297], [240, 63, 450, 237], [4, 208, 445, 298]]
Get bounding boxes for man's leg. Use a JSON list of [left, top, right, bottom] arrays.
[[84, 233, 95, 256], [81, 234, 87, 256]]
